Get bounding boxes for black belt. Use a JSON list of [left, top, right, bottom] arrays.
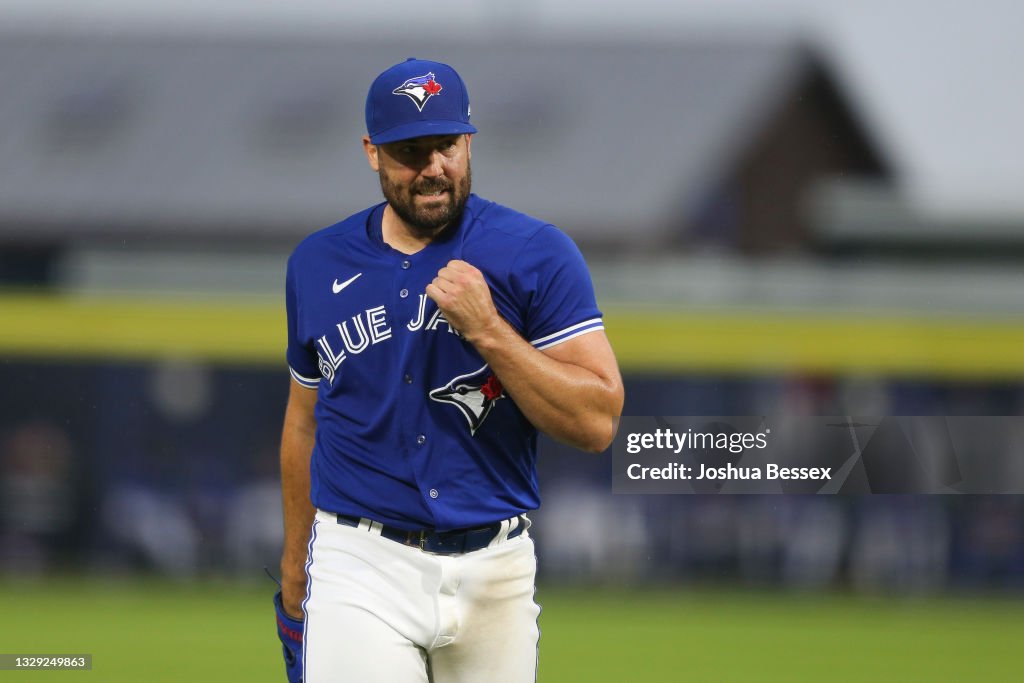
[[335, 514, 526, 554]]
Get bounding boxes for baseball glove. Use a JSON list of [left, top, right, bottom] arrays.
[[273, 591, 304, 683]]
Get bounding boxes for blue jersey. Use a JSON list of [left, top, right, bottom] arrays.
[[286, 194, 604, 531]]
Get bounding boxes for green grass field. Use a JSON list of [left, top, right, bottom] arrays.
[[2, 578, 1021, 682]]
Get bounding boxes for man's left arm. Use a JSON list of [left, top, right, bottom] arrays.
[[427, 260, 623, 453]]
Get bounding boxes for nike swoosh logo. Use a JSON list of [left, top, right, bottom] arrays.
[[332, 273, 362, 294]]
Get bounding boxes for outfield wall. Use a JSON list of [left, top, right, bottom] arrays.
[[1, 355, 1021, 589]]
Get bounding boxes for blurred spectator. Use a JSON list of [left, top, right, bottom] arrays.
[[849, 497, 949, 593], [779, 497, 847, 590], [533, 485, 651, 584], [736, 496, 788, 585], [655, 496, 743, 581], [954, 497, 1024, 589], [0, 421, 77, 573], [101, 484, 200, 578], [224, 442, 284, 578]]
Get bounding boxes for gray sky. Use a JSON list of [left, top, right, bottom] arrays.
[[3, 0, 1021, 220]]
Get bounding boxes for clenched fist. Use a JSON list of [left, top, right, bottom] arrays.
[[425, 260, 500, 343]]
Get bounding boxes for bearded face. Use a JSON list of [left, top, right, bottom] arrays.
[[374, 134, 472, 239], [378, 159, 471, 237]]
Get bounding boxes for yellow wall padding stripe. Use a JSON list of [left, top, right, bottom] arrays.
[[1, 294, 1022, 378], [603, 310, 1024, 378], [0, 294, 286, 365]]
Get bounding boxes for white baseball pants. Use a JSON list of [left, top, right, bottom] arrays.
[[302, 509, 541, 683]]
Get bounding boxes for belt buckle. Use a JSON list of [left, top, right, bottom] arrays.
[[404, 529, 428, 550]]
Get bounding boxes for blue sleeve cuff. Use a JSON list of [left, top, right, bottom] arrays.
[[530, 318, 604, 350], [289, 366, 320, 389]]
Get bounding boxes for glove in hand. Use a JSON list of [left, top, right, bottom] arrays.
[[274, 590, 304, 683]]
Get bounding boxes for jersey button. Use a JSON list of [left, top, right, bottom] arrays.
[[401, 260, 411, 270], [400, 288, 409, 298], [404, 374, 413, 384], [416, 434, 426, 445], [429, 489, 439, 499]]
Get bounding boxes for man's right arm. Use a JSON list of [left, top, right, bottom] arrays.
[[279, 377, 319, 619]]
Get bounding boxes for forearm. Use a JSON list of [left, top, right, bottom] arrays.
[[470, 318, 621, 452], [279, 396, 317, 616]]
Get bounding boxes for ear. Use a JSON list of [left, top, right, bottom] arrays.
[[362, 136, 380, 172], [465, 134, 472, 160]]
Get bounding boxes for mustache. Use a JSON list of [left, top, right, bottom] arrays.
[[412, 180, 453, 194]]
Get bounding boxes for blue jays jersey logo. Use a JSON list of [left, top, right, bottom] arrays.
[[392, 72, 443, 112], [429, 364, 506, 435]]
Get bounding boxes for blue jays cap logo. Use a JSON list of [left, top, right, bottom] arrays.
[[392, 72, 443, 112], [429, 364, 505, 435]]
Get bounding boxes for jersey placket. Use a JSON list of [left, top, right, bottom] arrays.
[[391, 253, 438, 509]]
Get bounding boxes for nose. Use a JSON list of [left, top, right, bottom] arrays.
[[420, 150, 445, 178]]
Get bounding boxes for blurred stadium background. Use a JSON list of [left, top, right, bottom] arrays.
[[1, 1, 1022, 680]]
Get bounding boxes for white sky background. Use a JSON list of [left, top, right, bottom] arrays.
[[2, 0, 1021, 221]]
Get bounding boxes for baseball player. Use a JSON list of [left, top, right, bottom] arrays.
[[274, 58, 623, 683]]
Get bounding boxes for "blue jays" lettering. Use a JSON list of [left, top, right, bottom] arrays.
[[316, 295, 458, 385]]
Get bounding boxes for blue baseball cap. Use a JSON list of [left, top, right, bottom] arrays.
[[365, 58, 477, 144]]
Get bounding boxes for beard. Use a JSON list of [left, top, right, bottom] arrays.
[[378, 162, 471, 239]]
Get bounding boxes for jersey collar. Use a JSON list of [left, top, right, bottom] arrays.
[[365, 195, 482, 258]]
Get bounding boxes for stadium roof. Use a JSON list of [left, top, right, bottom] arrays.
[[0, 33, 881, 245]]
